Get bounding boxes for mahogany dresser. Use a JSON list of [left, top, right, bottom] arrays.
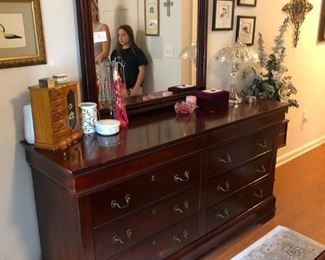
[[22, 100, 288, 260]]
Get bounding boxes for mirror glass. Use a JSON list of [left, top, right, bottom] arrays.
[[76, 0, 207, 114], [93, 0, 197, 95]]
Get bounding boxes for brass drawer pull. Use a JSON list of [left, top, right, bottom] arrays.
[[112, 235, 124, 245], [216, 208, 229, 219], [217, 181, 230, 192], [217, 153, 232, 164], [173, 236, 181, 244], [174, 201, 190, 214], [126, 229, 132, 238], [253, 189, 264, 198], [111, 194, 131, 209], [255, 164, 266, 173], [256, 139, 268, 148], [112, 229, 132, 245], [173, 230, 189, 244], [174, 170, 190, 182]]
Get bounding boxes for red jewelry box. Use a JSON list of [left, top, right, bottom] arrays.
[[194, 89, 229, 111], [167, 84, 196, 94]]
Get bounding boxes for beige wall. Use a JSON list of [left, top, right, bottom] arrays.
[[0, 0, 324, 259]]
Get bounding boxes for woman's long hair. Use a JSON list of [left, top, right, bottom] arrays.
[[91, 0, 99, 22]]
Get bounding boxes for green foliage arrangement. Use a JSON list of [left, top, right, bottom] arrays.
[[245, 17, 299, 107]]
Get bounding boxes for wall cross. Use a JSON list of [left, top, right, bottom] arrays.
[[163, 0, 174, 17]]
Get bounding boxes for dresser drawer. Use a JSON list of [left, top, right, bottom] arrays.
[[208, 128, 275, 176], [206, 153, 273, 208], [91, 155, 200, 227], [94, 186, 199, 259], [205, 177, 273, 232], [112, 215, 199, 260]]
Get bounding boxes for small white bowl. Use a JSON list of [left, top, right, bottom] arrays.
[[95, 119, 120, 136]]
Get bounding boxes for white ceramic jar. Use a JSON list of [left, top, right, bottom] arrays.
[[79, 102, 97, 134]]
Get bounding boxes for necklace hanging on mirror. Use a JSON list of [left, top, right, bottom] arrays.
[[114, 78, 129, 127]]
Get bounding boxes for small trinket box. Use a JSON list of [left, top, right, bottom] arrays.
[[38, 78, 55, 88], [53, 73, 68, 84], [194, 89, 229, 111]]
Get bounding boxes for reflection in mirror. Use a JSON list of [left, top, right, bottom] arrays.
[[93, 0, 197, 95], [76, 0, 207, 114]]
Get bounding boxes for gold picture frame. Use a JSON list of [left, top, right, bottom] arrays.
[[0, 0, 46, 69], [145, 0, 160, 36], [319, 0, 325, 41]]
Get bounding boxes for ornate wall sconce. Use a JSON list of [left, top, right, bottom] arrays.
[[282, 0, 313, 47]]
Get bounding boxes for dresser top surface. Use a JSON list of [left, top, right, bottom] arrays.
[[22, 100, 287, 174]]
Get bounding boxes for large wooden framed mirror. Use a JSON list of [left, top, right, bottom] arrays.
[[76, 0, 208, 115]]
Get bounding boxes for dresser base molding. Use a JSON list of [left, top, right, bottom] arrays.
[[276, 135, 325, 167]]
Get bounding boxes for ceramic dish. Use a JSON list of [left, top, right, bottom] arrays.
[[95, 119, 120, 136]]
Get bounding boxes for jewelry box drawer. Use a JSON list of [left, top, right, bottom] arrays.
[[111, 215, 199, 260], [91, 155, 200, 227], [205, 177, 274, 232], [206, 153, 273, 208], [52, 129, 68, 142], [94, 186, 199, 259], [48, 89, 65, 100], [51, 118, 67, 131], [51, 108, 67, 122], [50, 99, 66, 112], [208, 128, 275, 176]]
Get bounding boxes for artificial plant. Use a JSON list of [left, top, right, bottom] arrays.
[[244, 17, 299, 108]]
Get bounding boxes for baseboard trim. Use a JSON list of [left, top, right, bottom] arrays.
[[276, 136, 325, 167]]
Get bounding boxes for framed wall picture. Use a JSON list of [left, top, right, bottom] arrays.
[[212, 0, 235, 31], [237, 0, 257, 7], [145, 0, 160, 36], [0, 0, 46, 69], [319, 0, 325, 41], [236, 16, 256, 45]]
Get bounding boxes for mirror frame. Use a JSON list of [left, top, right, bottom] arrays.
[[76, 0, 208, 114]]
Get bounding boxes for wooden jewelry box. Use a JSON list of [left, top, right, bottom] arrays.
[[28, 81, 82, 150]]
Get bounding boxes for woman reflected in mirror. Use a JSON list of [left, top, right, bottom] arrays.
[[111, 24, 148, 96], [91, 0, 111, 104]]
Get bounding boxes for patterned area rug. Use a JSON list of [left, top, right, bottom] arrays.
[[231, 226, 325, 260]]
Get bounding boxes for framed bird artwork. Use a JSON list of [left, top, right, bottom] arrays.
[[0, 0, 46, 68]]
